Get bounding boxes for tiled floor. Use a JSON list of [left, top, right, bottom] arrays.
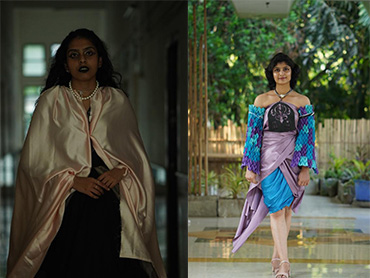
[[3, 194, 370, 277], [188, 195, 370, 278], [0, 198, 12, 278]]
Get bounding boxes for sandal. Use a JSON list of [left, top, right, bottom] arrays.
[[271, 258, 280, 274], [274, 260, 291, 278]]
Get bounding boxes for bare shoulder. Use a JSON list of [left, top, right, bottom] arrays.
[[254, 91, 275, 108], [296, 93, 311, 107], [289, 92, 311, 107]]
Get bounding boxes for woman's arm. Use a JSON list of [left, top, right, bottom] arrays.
[[245, 168, 258, 184], [297, 166, 310, 186], [98, 167, 127, 188], [73, 176, 109, 199], [291, 102, 319, 175], [241, 96, 266, 183], [295, 94, 312, 186]]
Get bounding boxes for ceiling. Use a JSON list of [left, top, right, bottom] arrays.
[[230, 0, 370, 18], [6, 0, 108, 10], [230, 0, 294, 18]]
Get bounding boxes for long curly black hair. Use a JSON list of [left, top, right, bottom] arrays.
[[265, 53, 300, 90], [41, 28, 122, 93]]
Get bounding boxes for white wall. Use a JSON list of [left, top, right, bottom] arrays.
[[104, 1, 188, 174]]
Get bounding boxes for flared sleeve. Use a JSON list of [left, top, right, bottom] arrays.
[[241, 105, 266, 174], [290, 105, 319, 174]]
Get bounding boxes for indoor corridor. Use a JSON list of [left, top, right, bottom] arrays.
[[1, 1, 187, 277]]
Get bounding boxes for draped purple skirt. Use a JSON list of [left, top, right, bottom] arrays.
[[232, 102, 306, 253]]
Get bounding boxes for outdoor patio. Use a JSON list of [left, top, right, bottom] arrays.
[[188, 195, 370, 278]]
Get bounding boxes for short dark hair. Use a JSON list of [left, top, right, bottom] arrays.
[[41, 28, 122, 93], [265, 53, 300, 90]]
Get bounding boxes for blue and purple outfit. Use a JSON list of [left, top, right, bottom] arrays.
[[232, 101, 318, 253]]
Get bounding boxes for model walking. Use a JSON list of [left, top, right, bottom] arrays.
[[232, 53, 318, 278]]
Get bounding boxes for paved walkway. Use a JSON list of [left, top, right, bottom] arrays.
[[188, 195, 370, 278]]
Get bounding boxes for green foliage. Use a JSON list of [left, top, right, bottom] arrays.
[[189, 1, 294, 126], [351, 159, 370, 180], [344, 146, 370, 180], [201, 169, 218, 187], [324, 153, 348, 179], [190, 169, 219, 195], [323, 149, 370, 182], [353, 145, 369, 163], [295, 0, 370, 121], [219, 164, 249, 199], [189, 0, 370, 127]]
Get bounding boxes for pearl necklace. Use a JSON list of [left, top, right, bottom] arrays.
[[69, 81, 99, 100], [274, 88, 292, 100]]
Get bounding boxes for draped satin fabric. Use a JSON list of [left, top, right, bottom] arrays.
[[7, 86, 166, 278], [232, 101, 305, 253]]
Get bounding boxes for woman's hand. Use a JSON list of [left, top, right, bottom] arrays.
[[245, 168, 258, 184], [72, 176, 108, 199], [98, 168, 126, 189], [298, 167, 310, 186]]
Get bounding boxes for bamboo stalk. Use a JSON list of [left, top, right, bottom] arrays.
[[192, 3, 199, 195], [198, 34, 204, 195], [204, 0, 209, 196]]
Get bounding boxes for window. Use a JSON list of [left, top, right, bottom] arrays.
[[23, 85, 42, 136], [22, 44, 46, 77], [0, 154, 15, 187], [51, 43, 60, 57]]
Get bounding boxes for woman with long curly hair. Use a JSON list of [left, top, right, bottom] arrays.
[[232, 53, 318, 278], [7, 28, 166, 278]]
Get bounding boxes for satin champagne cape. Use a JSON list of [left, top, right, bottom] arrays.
[[7, 86, 166, 278]]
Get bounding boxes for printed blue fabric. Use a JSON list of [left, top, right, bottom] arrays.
[[261, 167, 294, 214]]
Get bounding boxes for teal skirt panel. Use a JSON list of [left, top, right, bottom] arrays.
[[261, 167, 294, 214]]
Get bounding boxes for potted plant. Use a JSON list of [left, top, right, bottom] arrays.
[[337, 179, 355, 204], [322, 169, 337, 196], [307, 169, 320, 195], [321, 155, 347, 197], [200, 169, 219, 195], [351, 159, 370, 202], [220, 166, 249, 199], [188, 170, 220, 217], [218, 165, 249, 217], [334, 162, 355, 204]]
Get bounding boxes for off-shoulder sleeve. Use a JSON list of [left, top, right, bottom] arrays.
[[241, 105, 266, 174], [291, 105, 319, 174]]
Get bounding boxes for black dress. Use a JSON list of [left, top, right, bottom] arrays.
[[36, 109, 149, 278]]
